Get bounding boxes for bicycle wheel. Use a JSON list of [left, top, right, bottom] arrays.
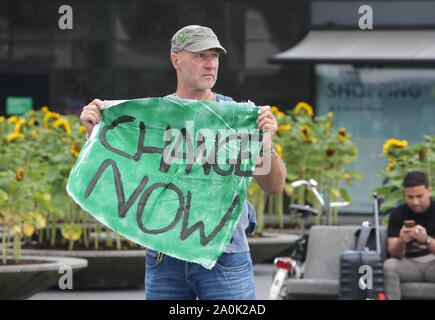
[[268, 268, 289, 300]]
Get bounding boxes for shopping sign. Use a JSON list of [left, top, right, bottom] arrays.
[[66, 97, 262, 269]]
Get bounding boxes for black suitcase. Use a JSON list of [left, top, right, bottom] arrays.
[[339, 193, 386, 300]]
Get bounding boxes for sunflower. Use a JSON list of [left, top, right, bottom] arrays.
[[44, 111, 60, 122], [300, 125, 316, 142], [386, 158, 397, 172], [71, 142, 81, 158], [7, 132, 24, 142], [270, 106, 285, 117], [419, 145, 428, 161], [7, 115, 18, 123], [382, 139, 408, 154], [338, 128, 347, 141], [80, 125, 87, 133], [325, 147, 335, 157], [53, 118, 71, 134], [294, 102, 313, 116], [14, 118, 26, 133], [28, 118, 36, 126], [275, 143, 283, 157], [0, 116, 4, 122], [41, 106, 49, 113], [277, 124, 291, 131], [16, 168, 24, 181]]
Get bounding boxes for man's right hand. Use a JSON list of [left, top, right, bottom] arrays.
[[80, 99, 103, 138], [399, 225, 414, 244]]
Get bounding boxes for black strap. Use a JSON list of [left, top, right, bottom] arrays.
[[354, 226, 373, 251]]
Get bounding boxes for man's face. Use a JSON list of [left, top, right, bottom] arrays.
[[405, 185, 432, 213], [171, 49, 220, 91]]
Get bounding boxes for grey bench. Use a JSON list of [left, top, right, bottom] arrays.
[[286, 225, 435, 300]]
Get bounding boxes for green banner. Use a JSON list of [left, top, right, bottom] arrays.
[[66, 97, 262, 268]]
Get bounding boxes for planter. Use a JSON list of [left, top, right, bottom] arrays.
[[0, 256, 87, 300], [22, 249, 145, 289], [248, 230, 299, 263]]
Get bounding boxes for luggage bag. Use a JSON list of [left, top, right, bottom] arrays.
[[339, 193, 386, 300]]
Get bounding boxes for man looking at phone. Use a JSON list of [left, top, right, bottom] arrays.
[[384, 171, 435, 299]]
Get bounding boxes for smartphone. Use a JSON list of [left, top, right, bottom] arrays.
[[404, 220, 416, 228]]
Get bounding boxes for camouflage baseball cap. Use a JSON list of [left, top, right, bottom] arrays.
[[171, 25, 227, 54]]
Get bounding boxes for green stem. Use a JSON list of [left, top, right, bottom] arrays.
[[13, 234, 20, 263], [38, 228, 44, 244], [1, 227, 7, 264], [277, 192, 284, 228], [82, 211, 89, 249], [95, 221, 100, 250], [116, 233, 121, 250], [106, 228, 113, 248], [256, 192, 265, 234], [50, 212, 57, 247]]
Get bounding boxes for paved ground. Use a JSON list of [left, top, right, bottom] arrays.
[[29, 263, 275, 300]]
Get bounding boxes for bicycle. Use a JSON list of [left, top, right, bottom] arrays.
[[268, 178, 349, 300]]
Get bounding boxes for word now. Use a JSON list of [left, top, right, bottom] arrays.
[[85, 159, 239, 246]]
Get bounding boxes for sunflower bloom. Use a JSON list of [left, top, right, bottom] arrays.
[[277, 124, 291, 131], [275, 143, 283, 158], [0, 116, 4, 122], [294, 102, 313, 116], [16, 168, 24, 181], [14, 118, 26, 133], [7, 115, 18, 123], [382, 139, 408, 154], [53, 118, 71, 134], [338, 128, 348, 141], [71, 143, 81, 158], [325, 147, 335, 157], [44, 111, 60, 122], [300, 125, 316, 142], [80, 125, 87, 133], [7, 132, 24, 141], [41, 106, 49, 113], [28, 118, 36, 126], [271, 106, 279, 113], [270, 106, 285, 117], [386, 158, 397, 172]]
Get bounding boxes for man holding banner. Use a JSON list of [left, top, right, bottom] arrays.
[[79, 25, 286, 300]]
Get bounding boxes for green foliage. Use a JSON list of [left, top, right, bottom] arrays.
[[372, 136, 435, 212], [0, 107, 135, 264], [248, 102, 362, 232]]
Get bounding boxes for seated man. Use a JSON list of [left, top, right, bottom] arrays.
[[384, 171, 435, 300]]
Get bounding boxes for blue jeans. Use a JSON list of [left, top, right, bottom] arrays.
[[145, 249, 256, 300]]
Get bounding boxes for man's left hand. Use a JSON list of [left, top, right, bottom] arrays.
[[412, 225, 428, 243]]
